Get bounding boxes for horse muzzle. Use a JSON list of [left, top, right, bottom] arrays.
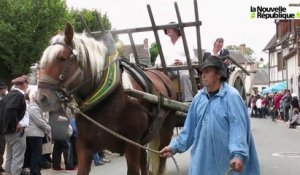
[[36, 88, 61, 112]]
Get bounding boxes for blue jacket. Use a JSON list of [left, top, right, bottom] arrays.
[[169, 83, 260, 175], [70, 117, 77, 137]]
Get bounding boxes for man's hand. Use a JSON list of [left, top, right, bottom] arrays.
[[16, 123, 23, 132], [174, 59, 183, 65], [224, 59, 232, 64], [159, 146, 174, 158], [230, 158, 244, 172]]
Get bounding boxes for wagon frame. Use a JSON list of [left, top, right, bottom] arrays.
[[83, 0, 252, 116]]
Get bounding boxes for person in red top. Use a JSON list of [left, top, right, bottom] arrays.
[[261, 96, 269, 119], [274, 92, 284, 120]]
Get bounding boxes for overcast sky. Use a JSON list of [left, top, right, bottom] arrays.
[[66, 0, 299, 61]]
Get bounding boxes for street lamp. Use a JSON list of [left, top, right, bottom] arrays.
[[258, 57, 264, 68], [259, 57, 264, 63]]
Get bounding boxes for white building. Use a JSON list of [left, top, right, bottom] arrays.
[[263, 20, 300, 96]]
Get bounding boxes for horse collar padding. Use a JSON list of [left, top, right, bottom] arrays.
[[81, 52, 121, 111]]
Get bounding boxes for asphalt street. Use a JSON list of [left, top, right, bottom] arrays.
[[40, 118, 300, 175]]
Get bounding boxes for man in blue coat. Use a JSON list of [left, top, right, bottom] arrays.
[[160, 55, 260, 175]]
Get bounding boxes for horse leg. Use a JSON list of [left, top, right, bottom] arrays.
[[125, 145, 141, 175], [76, 139, 93, 175], [158, 118, 176, 175], [140, 149, 148, 175]]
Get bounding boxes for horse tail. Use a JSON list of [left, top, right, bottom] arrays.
[[147, 134, 161, 175]]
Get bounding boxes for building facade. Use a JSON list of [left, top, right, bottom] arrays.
[[264, 20, 300, 96]]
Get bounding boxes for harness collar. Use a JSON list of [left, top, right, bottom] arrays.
[[80, 52, 121, 111]]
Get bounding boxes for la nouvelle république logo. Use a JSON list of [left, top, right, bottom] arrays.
[[250, 5, 300, 19]]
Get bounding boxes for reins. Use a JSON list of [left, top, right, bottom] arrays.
[[43, 38, 233, 175], [66, 97, 183, 175]]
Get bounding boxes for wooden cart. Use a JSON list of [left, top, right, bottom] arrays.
[[85, 0, 251, 119]]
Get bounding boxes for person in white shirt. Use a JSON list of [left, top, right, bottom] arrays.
[[155, 22, 194, 102], [23, 88, 51, 175], [203, 38, 231, 79], [256, 96, 263, 118]]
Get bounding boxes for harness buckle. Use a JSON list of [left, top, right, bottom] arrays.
[[67, 95, 80, 114], [59, 74, 65, 81], [56, 91, 68, 102]]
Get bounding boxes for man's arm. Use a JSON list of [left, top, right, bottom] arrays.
[[18, 111, 29, 127], [227, 90, 250, 172]]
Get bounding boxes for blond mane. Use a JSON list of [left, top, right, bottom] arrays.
[[40, 33, 107, 78]]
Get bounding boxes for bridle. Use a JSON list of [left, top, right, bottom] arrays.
[[38, 37, 121, 111], [38, 42, 84, 104]]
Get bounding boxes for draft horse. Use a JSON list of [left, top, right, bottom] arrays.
[[36, 23, 177, 175]]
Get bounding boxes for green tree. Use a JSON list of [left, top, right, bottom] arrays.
[[67, 8, 111, 33], [0, 1, 114, 83], [0, 0, 68, 81], [149, 42, 159, 65], [66, 8, 117, 48], [225, 45, 254, 56]]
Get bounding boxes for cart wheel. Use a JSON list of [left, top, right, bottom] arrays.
[[228, 70, 246, 102]]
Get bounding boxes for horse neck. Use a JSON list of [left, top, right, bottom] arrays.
[[76, 63, 99, 100], [72, 35, 121, 106], [72, 38, 102, 99]]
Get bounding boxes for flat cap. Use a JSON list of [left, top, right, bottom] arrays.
[[11, 75, 29, 85]]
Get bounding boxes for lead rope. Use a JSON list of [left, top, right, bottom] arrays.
[[67, 98, 182, 175], [225, 166, 233, 175], [225, 162, 235, 175]]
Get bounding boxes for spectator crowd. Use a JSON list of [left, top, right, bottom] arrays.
[[248, 89, 300, 128], [0, 76, 112, 175]]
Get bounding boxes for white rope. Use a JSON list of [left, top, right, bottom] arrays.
[[67, 100, 182, 174], [77, 110, 182, 175]]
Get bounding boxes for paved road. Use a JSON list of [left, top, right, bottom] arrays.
[[41, 118, 300, 175], [41, 139, 190, 175], [251, 118, 300, 175]]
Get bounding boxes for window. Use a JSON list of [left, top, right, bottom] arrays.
[[277, 52, 283, 70], [298, 76, 300, 95], [291, 78, 293, 93], [298, 53, 300, 66]]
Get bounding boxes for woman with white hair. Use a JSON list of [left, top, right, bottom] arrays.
[[23, 88, 51, 175]]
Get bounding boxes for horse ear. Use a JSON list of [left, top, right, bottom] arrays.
[[64, 23, 74, 45]]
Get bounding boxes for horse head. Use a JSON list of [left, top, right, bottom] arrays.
[[37, 23, 109, 112]]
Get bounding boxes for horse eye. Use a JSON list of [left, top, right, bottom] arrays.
[[58, 57, 67, 62]]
